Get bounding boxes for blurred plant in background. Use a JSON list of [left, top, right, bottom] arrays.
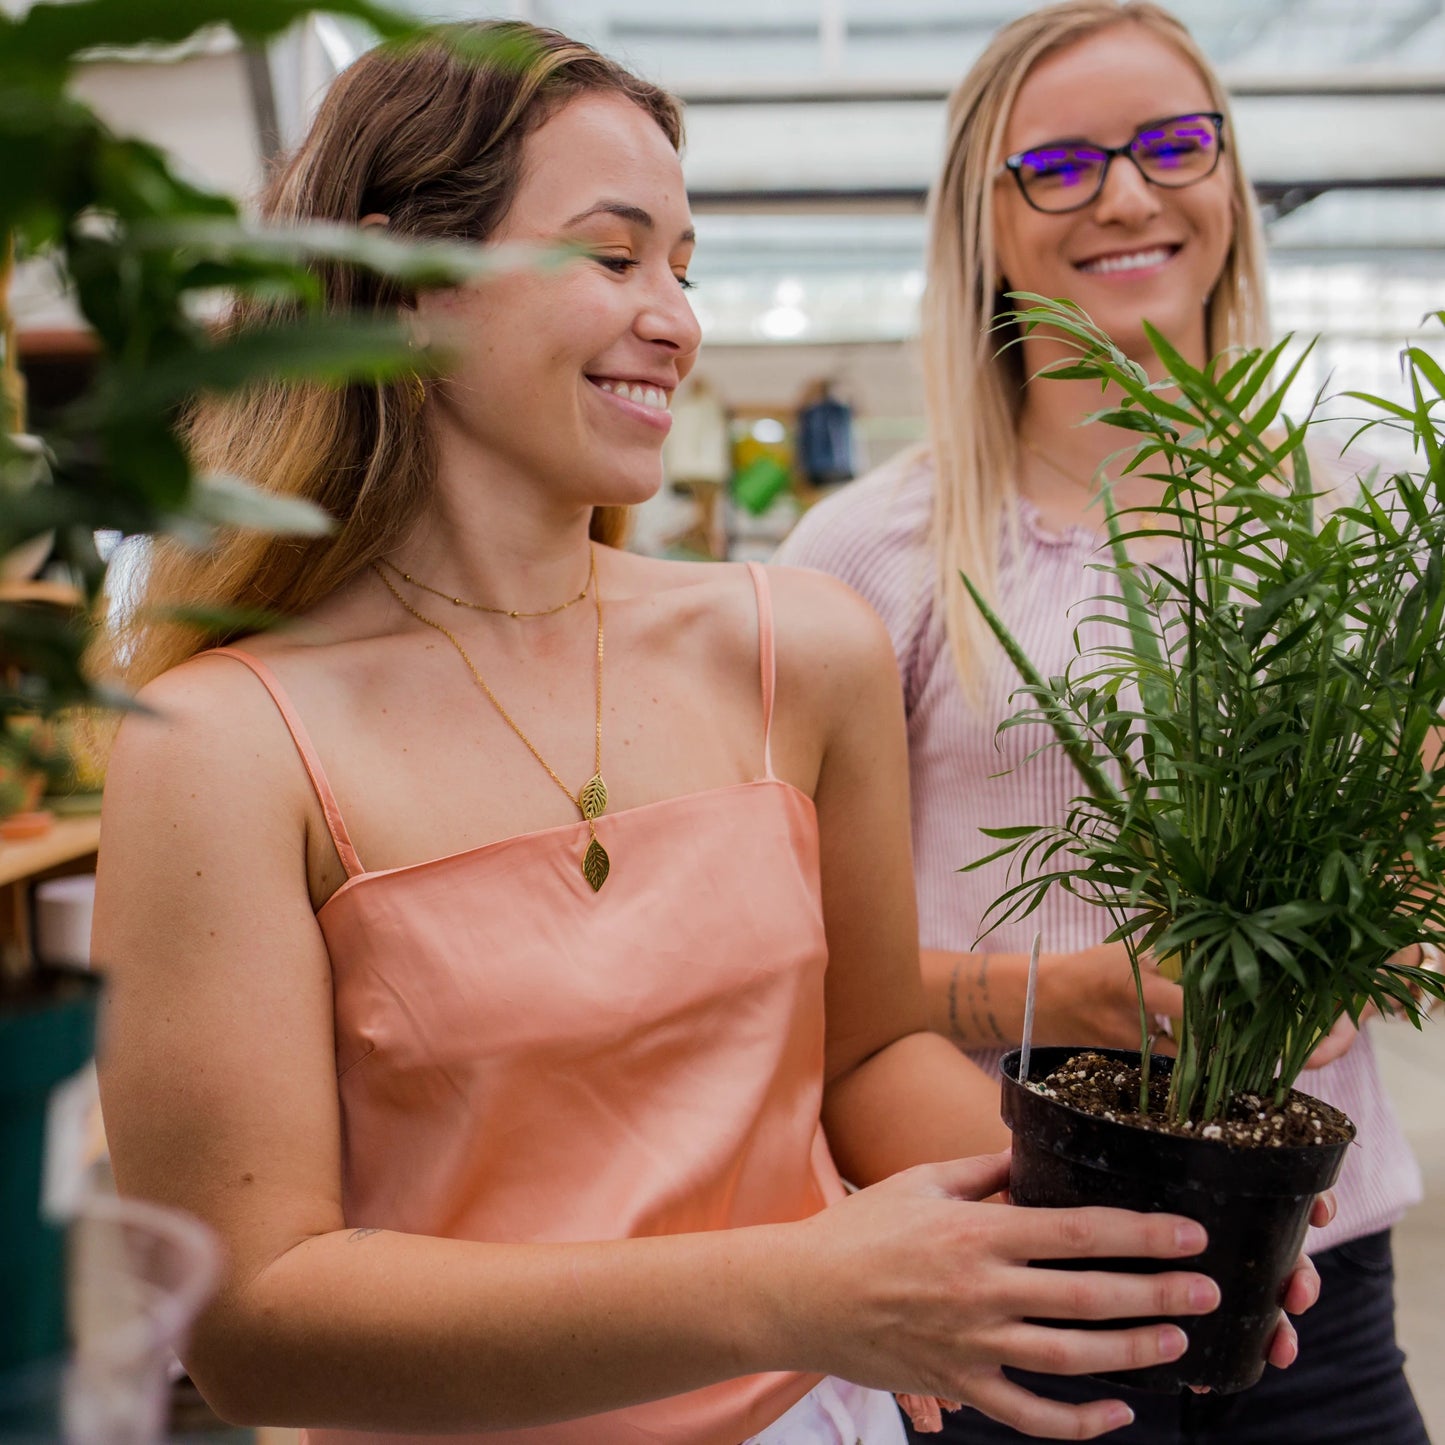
[[0, 2, 553, 1380], [0, 1, 532, 839], [0, 0, 554, 861]]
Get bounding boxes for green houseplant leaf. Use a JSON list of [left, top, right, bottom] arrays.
[[0, 5, 549, 724], [967, 296, 1445, 1121]]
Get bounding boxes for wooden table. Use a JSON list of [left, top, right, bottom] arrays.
[[0, 815, 101, 962]]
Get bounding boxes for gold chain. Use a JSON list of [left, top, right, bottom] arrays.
[[375, 555, 590, 619], [372, 545, 611, 891], [1020, 435, 1102, 493]]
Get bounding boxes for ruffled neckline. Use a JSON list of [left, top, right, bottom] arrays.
[[1013, 494, 1107, 551]]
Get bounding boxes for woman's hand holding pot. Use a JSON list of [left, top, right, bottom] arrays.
[[1262, 1189, 1336, 1370], [778, 1151, 1219, 1439]]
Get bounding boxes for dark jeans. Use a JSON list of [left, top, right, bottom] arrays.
[[910, 1231, 1431, 1445]]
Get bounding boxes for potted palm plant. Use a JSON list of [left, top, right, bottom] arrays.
[[965, 295, 1445, 1394], [0, 0, 524, 1395]]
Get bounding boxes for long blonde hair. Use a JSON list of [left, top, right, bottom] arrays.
[[107, 21, 682, 693], [923, 0, 1269, 708]]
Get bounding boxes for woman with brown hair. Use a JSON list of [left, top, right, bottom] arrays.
[[777, 3, 1425, 1442], [93, 19, 1315, 1443]]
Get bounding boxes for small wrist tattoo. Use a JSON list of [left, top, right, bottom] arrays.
[[348, 1227, 383, 1242], [948, 953, 1008, 1045], [947, 957, 964, 1041], [977, 952, 1007, 1044]]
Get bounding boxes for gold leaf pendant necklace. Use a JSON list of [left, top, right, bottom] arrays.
[[373, 544, 611, 892]]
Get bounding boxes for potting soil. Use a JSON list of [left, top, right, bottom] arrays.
[[1029, 1051, 1354, 1148]]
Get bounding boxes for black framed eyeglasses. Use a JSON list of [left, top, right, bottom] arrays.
[[999, 112, 1226, 214]]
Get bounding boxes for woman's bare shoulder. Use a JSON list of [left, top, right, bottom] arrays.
[[107, 649, 313, 827], [768, 560, 893, 648], [766, 562, 901, 717]]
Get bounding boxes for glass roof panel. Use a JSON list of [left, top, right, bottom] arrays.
[[390, 1, 1445, 83]]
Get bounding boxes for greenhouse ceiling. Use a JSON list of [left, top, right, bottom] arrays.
[[338, 3, 1445, 204], [11, 1, 1443, 335]]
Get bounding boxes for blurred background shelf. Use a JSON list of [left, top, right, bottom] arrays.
[[0, 817, 101, 891]]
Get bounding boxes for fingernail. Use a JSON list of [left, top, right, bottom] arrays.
[[1109, 1404, 1136, 1429], [1189, 1278, 1219, 1311], [1159, 1325, 1188, 1359], [1176, 1222, 1206, 1252]]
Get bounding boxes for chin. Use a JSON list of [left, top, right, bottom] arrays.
[[590, 466, 664, 512]]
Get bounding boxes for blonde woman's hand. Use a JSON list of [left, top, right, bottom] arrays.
[[778, 1151, 1219, 1439], [1182, 1188, 1335, 1395], [1303, 943, 1444, 1069], [1038, 944, 1184, 1052], [1302, 1011, 1359, 1069]]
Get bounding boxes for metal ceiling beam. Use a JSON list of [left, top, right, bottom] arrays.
[[674, 72, 1445, 102], [608, 12, 1015, 41], [680, 90, 1445, 201], [242, 44, 281, 169], [690, 177, 1445, 214]]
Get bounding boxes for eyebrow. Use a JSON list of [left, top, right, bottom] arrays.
[[1014, 113, 1207, 154], [562, 200, 695, 244]]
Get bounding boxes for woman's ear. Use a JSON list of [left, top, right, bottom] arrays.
[[404, 309, 432, 353], [359, 213, 390, 230]]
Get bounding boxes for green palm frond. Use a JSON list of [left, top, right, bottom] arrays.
[[964, 297, 1445, 1120]]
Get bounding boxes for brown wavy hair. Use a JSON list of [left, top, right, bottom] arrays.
[[108, 20, 682, 691]]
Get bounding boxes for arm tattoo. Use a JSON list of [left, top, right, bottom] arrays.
[[948, 956, 964, 1041], [949, 953, 1009, 1046], [348, 1227, 383, 1242], [977, 952, 1007, 1044]]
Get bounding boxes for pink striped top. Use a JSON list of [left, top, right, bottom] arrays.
[[773, 448, 1422, 1253]]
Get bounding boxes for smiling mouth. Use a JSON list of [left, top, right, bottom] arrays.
[[1075, 245, 1180, 276], [587, 377, 672, 412]]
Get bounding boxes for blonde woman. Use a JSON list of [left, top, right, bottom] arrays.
[[85, 19, 1286, 1445], [776, 3, 1425, 1442]]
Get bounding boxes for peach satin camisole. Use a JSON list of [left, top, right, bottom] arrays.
[[206, 562, 847, 1444]]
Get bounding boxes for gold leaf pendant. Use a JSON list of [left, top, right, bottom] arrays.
[[582, 833, 610, 892], [579, 773, 608, 820], [579, 775, 610, 891]]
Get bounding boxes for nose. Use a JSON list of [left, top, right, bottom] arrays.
[[1091, 154, 1163, 228], [636, 266, 702, 359]]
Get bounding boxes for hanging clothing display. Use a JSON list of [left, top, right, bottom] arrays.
[[796, 389, 857, 487], [663, 376, 730, 486]]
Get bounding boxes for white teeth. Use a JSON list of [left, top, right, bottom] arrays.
[[594, 379, 670, 411], [1078, 247, 1173, 276]]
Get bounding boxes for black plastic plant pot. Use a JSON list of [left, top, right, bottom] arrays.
[[1000, 1045, 1353, 1396], [0, 965, 102, 1378]]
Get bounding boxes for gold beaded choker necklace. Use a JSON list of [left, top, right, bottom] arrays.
[[375, 555, 590, 619], [373, 545, 611, 892]]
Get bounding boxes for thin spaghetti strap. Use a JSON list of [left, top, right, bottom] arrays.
[[743, 562, 778, 780], [202, 647, 365, 878]]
